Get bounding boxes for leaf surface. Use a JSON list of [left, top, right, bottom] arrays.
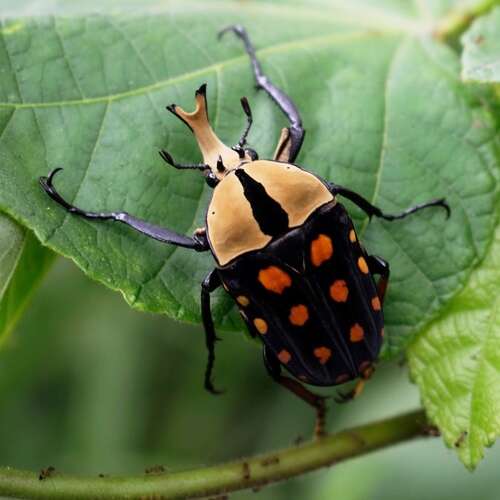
[[0, 214, 54, 345], [0, 1, 497, 358], [408, 222, 500, 469], [462, 6, 500, 83]]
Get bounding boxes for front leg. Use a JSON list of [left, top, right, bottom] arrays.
[[40, 168, 209, 251], [219, 25, 305, 163], [330, 184, 450, 221]]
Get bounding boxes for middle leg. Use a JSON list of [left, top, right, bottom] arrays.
[[201, 270, 223, 395], [330, 184, 450, 221]]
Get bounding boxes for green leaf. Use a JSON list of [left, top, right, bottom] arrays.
[[461, 6, 500, 83], [408, 221, 500, 469], [0, 213, 54, 345], [0, 1, 497, 358]]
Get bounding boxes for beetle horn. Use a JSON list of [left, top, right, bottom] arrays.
[[166, 84, 241, 178]]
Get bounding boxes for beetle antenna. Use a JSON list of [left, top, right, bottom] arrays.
[[159, 149, 207, 171], [237, 96, 253, 148]]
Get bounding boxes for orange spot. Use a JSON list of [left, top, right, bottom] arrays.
[[357, 256, 369, 274], [310, 234, 333, 267], [380, 328, 385, 337], [371, 296, 381, 311], [278, 350, 291, 364], [349, 229, 357, 243], [237, 295, 250, 307], [350, 323, 365, 342], [253, 318, 268, 334], [289, 304, 309, 326], [329, 280, 349, 302], [313, 346, 332, 365], [335, 374, 350, 384], [258, 266, 292, 294]]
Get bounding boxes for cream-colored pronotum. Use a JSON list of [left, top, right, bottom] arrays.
[[171, 87, 334, 266]]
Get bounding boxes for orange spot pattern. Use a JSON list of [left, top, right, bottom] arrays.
[[310, 234, 333, 267], [329, 280, 349, 302], [258, 266, 292, 294], [350, 323, 365, 342], [289, 304, 309, 326], [349, 229, 357, 243], [253, 318, 268, 334], [357, 256, 369, 274], [278, 350, 291, 364], [313, 346, 332, 365], [237, 295, 250, 306], [371, 296, 381, 311]]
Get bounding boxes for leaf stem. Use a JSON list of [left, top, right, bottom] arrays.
[[435, 0, 500, 41], [0, 410, 431, 500]]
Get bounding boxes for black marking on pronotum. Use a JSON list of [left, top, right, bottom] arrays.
[[39, 24, 450, 439], [235, 168, 289, 237]]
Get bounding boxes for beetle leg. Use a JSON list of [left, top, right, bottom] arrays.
[[263, 347, 327, 438], [366, 255, 390, 305], [335, 364, 375, 404], [219, 25, 305, 163], [39, 168, 209, 251], [159, 149, 208, 171], [201, 270, 224, 395], [330, 184, 451, 221]]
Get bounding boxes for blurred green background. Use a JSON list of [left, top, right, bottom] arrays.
[[1, 257, 499, 500]]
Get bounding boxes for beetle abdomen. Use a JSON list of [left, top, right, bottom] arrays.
[[219, 201, 384, 387]]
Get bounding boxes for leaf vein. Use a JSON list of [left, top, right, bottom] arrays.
[[0, 31, 373, 109]]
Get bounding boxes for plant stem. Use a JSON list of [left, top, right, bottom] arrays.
[[0, 409, 432, 500], [436, 0, 500, 41]]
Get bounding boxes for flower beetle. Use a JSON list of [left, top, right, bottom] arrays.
[[40, 26, 449, 437]]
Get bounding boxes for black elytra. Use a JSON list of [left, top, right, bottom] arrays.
[[39, 25, 450, 437]]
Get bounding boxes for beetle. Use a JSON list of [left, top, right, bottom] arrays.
[[40, 26, 449, 437]]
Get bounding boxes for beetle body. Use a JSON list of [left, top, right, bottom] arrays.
[[207, 160, 383, 386], [40, 25, 449, 436], [218, 199, 383, 386]]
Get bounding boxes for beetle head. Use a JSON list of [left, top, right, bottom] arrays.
[[167, 84, 253, 182]]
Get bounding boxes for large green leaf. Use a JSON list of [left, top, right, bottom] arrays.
[[0, 214, 54, 346], [462, 6, 500, 83], [408, 221, 500, 469], [0, 1, 498, 358]]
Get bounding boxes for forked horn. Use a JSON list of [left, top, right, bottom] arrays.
[[167, 84, 241, 178]]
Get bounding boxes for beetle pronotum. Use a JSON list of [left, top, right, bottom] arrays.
[[40, 26, 449, 437]]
